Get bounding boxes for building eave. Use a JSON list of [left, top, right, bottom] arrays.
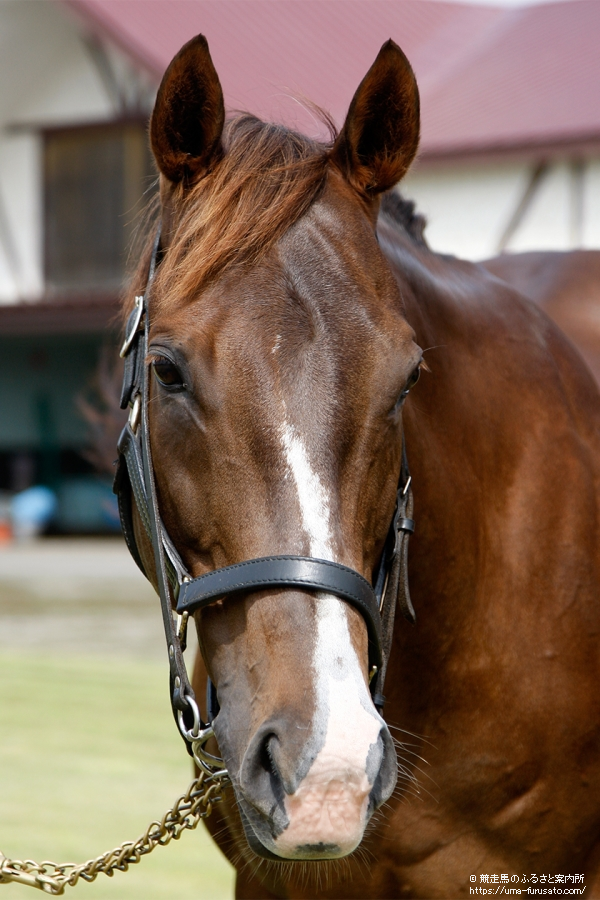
[[0, 295, 121, 337], [415, 132, 600, 169]]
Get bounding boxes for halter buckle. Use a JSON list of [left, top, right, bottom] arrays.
[[120, 295, 144, 358]]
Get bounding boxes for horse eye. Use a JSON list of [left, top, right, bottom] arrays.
[[152, 357, 184, 388], [406, 365, 421, 391], [394, 364, 421, 411]]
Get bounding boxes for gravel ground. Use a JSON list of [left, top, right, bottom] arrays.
[[0, 537, 197, 658]]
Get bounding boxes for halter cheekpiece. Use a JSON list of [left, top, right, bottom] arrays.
[[113, 230, 416, 772]]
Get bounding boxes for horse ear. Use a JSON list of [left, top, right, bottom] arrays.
[[150, 34, 225, 184], [331, 40, 420, 196]]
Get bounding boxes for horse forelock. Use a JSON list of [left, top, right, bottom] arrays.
[[144, 114, 337, 313]]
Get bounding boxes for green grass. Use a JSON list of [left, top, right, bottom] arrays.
[[0, 652, 235, 899]]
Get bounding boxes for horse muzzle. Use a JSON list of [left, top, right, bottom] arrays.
[[215, 711, 398, 860]]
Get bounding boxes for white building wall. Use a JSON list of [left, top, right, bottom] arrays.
[[585, 162, 600, 249], [0, 0, 155, 303], [0, 133, 40, 298], [403, 157, 600, 261]]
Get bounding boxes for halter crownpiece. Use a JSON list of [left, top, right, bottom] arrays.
[[113, 229, 416, 766]]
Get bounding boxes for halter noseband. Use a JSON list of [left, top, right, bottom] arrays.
[[113, 231, 415, 770]]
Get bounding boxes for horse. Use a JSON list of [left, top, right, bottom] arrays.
[[123, 34, 600, 899], [483, 250, 600, 387]]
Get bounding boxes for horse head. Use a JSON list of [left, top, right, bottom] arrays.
[[133, 34, 422, 861]]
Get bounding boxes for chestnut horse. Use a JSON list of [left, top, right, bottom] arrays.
[[484, 250, 600, 386], [128, 35, 600, 899]]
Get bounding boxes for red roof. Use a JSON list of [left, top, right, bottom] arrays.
[[64, 0, 600, 159], [423, 1, 600, 157]]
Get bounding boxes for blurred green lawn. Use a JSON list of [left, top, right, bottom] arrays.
[[0, 651, 235, 899]]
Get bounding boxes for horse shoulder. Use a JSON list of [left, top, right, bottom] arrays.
[[483, 250, 600, 387]]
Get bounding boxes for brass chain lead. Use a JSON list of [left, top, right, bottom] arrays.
[[0, 770, 228, 895]]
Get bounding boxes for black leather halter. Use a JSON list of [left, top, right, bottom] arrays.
[[113, 231, 415, 760]]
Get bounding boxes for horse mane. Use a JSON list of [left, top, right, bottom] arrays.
[[125, 114, 428, 316], [379, 191, 429, 248]]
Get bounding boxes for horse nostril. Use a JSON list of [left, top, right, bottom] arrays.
[[265, 735, 281, 780], [239, 722, 299, 808], [369, 725, 397, 810], [258, 733, 282, 784]]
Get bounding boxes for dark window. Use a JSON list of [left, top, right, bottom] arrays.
[[44, 121, 155, 293]]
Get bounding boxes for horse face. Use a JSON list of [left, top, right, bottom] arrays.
[[141, 35, 421, 860]]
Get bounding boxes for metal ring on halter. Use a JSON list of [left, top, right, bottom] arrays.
[[176, 695, 228, 776], [192, 729, 228, 778], [177, 693, 201, 742], [120, 295, 144, 358]]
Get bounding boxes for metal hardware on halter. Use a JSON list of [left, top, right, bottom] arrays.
[[129, 393, 141, 432], [120, 295, 144, 358], [177, 688, 201, 740], [176, 693, 228, 777], [192, 732, 228, 779]]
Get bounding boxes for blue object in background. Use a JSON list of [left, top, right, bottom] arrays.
[[11, 485, 58, 538], [54, 478, 121, 533]]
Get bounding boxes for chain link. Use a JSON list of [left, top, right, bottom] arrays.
[[0, 770, 229, 895]]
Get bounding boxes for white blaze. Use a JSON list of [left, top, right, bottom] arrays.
[[280, 424, 333, 560], [277, 421, 383, 857]]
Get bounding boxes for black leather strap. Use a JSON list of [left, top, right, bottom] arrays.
[[370, 444, 415, 708], [117, 425, 151, 538], [177, 556, 383, 669], [115, 422, 187, 592], [113, 454, 147, 578]]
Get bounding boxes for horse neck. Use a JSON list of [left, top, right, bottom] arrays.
[[377, 217, 491, 505], [377, 219, 518, 632], [377, 213, 600, 650]]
